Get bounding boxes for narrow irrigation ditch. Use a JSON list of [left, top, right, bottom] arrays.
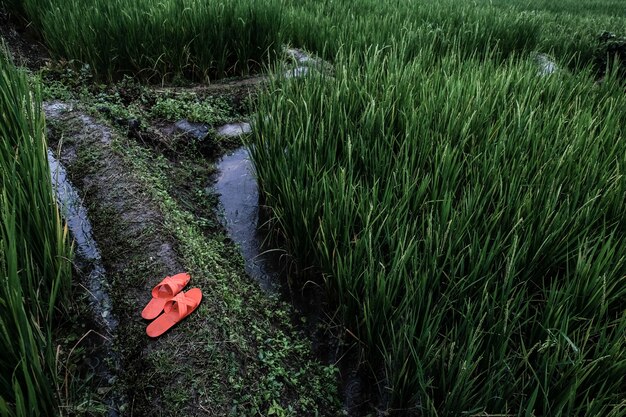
[[47, 104, 117, 333], [46, 150, 123, 417], [213, 145, 281, 293], [39, 69, 344, 414]]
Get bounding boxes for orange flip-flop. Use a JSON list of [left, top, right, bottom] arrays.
[[146, 288, 202, 338], [141, 273, 191, 320]]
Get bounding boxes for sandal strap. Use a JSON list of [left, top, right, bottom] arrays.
[[152, 276, 182, 298], [164, 292, 199, 319]]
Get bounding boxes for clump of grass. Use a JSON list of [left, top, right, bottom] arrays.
[[282, 0, 626, 73], [5, 0, 285, 81], [251, 41, 626, 415], [0, 46, 72, 416]]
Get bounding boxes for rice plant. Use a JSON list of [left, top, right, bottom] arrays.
[[283, 0, 626, 73], [251, 40, 626, 415], [3, 0, 625, 81], [3, 0, 285, 81], [0, 46, 72, 417]]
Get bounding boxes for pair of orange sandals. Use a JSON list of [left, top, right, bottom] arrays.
[[141, 273, 202, 338]]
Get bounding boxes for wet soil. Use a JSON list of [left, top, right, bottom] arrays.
[[1, 16, 361, 415], [0, 9, 49, 69], [44, 101, 341, 416], [213, 147, 280, 292]]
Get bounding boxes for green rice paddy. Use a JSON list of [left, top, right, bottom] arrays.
[[0, 46, 72, 417], [252, 43, 626, 415], [1, 0, 625, 415]]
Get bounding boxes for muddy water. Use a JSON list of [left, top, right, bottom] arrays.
[[48, 149, 122, 416], [214, 146, 374, 415], [207, 47, 332, 282], [48, 150, 117, 331], [213, 147, 280, 292], [212, 48, 368, 413]]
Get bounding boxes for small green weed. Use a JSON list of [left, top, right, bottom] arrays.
[[151, 95, 235, 125]]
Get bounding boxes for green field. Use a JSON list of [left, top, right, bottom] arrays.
[[257, 1, 626, 415], [3, 0, 626, 80], [0, 47, 72, 417], [1, 0, 625, 415], [253, 45, 626, 415]]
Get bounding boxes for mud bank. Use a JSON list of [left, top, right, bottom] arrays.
[[44, 101, 341, 416]]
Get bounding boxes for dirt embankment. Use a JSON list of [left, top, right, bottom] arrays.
[[43, 98, 341, 416], [0, 9, 49, 69], [2, 10, 346, 415]]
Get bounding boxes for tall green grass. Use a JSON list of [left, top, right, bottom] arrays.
[[283, 0, 626, 73], [2, 0, 285, 81], [251, 41, 626, 415], [4, 0, 625, 81], [0, 47, 72, 416], [284, 0, 539, 63]]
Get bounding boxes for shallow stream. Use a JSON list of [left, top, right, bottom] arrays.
[[48, 145, 122, 417], [213, 146, 281, 292], [48, 150, 118, 332]]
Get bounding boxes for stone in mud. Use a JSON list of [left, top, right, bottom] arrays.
[[283, 47, 333, 79], [216, 122, 252, 138], [173, 119, 210, 139], [284, 47, 333, 72], [172, 119, 219, 156], [533, 53, 558, 76], [285, 47, 315, 65]]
